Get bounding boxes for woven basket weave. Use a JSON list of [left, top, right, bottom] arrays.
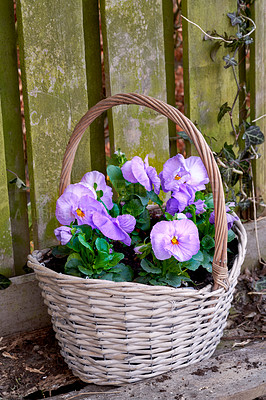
[[28, 93, 247, 385]]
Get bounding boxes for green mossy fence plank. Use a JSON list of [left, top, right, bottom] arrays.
[[0, 0, 29, 275], [250, 2, 266, 207], [0, 98, 15, 277], [182, 0, 238, 154], [16, 0, 104, 249], [101, 0, 175, 173]]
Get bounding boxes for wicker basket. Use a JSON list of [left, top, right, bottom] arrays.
[[28, 93, 247, 385]]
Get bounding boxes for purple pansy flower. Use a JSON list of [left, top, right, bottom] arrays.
[[159, 154, 209, 194], [55, 183, 105, 227], [121, 155, 160, 194], [81, 171, 113, 210], [150, 219, 200, 262], [209, 206, 239, 230], [92, 213, 136, 246], [186, 199, 207, 218], [54, 226, 72, 245], [166, 185, 195, 215]]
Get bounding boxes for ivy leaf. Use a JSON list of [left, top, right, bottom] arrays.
[[223, 142, 236, 161], [223, 54, 238, 69], [52, 245, 72, 258], [217, 102, 232, 123], [0, 274, 12, 290], [242, 125, 264, 148], [136, 208, 150, 231], [227, 12, 242, 26], [9, 176, 28, 190], [177, 131, 193, 143]]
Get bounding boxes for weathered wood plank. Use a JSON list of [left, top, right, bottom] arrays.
[[101, 0, 175, 173], [0, 97, 15, 277], [250, 2, 266, 210], [16, 0, 104, 249], [0, 273, 51, 337], [182, 0, 238, 153], [0, 0, 29, 275]]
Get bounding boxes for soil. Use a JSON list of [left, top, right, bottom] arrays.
[[0, 265, 265, 400]]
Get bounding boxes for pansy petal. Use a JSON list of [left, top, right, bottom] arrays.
[[117, 214, 136, 233], [64, 182, 97, 199], [81, 171, 106, 191], [184, 156, 209, 187], [121, 160, 138, 183], [146, 166, 161, 194], [131, 157, 151, 190], [92, 213, 131, 245], [55, 192, 77, 225]]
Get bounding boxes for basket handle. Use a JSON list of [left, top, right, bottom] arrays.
[[59, 93, 228, 291]]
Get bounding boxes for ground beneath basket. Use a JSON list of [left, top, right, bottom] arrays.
[[0, 267, 265, 400]]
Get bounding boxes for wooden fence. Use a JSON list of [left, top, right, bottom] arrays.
[[0, 0, 265, 278]]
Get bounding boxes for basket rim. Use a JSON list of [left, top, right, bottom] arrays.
[[28, 219, 247, 296]]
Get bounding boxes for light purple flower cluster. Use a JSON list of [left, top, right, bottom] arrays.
[[161, 154, 209, 216], [54, 171, 136, 245]]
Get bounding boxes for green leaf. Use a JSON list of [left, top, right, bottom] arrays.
[[78, 234, 93, 252], [147, 190, 163, 206], [67, 236, 81, 252], [52, 245, 71, 257], [111, 263, 134, 282], [78, 225, 93, 241], [136, 208, 150, 231], [77, 265, 93, 276], [204, 193, 214, 209], [107, 165, 126, 195], [201, 235, 215, 250], [94, 252, 110, 269], [0, 274, 12, 290], [95, 238, 109, 253], [140, 259, 161, 274], [110, 203, 120, 218], [126, 183, 149, 206], [65, 253, 84, 277], [164, 212, 174, 221], [181, 250, 204, 271], [243, 125, 264, 148], [108, 252, 124, 267], [162, 274, 182, 288], [217, 102, 232, 123], [201, 250, 213, 272], [228, 229, 236, 242], [122, 198, 144, 217]]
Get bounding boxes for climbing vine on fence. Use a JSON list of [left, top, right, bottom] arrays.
[[205, 0, 264, 211]]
